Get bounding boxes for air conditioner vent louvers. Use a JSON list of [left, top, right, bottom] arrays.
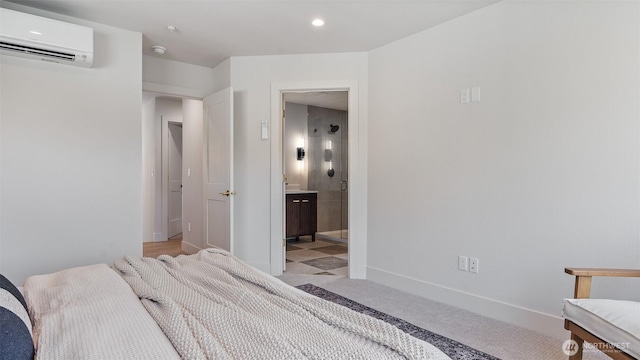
[[0, 41, 76, 61]]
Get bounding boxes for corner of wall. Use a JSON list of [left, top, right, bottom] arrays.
[[212, 58, 232, 93]]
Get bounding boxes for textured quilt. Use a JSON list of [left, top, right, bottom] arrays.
[[24, 264, 180, 360], [114, 248, 451, 360]]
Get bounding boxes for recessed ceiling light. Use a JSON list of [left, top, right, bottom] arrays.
[[152, 46, 166, 55], [312, 18, 325, 27]]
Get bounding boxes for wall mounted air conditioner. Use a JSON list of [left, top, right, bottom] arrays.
[[0, 7, 93, 68]]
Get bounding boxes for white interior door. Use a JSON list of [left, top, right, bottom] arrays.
[[204, 87, 234, 252], [167, 122, 183, 238]]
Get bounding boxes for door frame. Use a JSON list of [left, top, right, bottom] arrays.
[[270, 80, 366, 278], [166, 121, 184, 239], [144, 83, 234, 256], [161, 114, 183, 242]]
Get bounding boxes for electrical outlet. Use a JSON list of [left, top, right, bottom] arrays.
[[470, 257, 479, 274], [458, 256, 468, 271]]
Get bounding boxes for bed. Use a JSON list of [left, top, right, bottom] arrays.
[[1, 248, 451, 360]]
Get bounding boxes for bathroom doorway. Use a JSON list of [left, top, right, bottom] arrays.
[[282, 91, 349, 276]]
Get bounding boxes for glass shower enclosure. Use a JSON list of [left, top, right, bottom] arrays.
[[307, 104, 348, 242]]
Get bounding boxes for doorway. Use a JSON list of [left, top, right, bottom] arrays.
[[282, 92, 349, 276], [167, 122, 183, 239], [142, 89, 234, 256], [270, 80, 364, 279], [142, 96, 188, 248]]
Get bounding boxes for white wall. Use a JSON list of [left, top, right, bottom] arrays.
[[212, 58, 231, 94], [155, 97, 184, 119], [229, 53, 368, 272], [141, 94, 156, 242], [143, 55, 216, 98], [367, 1, 639, 338], [181, 99, 205, 252], [283, 102, 308, 190], [0, 5, 143, 284]]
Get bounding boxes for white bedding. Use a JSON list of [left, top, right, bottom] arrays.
[[24, 264, 181, 360], [114, 248, 450, 360], [23, 250, 451, 360]]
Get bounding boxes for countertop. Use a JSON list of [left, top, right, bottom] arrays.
[[285, 190, 319, 194]]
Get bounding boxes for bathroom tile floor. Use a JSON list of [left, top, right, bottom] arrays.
[[285, 236, 348, 276]]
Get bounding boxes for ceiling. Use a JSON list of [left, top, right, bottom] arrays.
[[7, 0, 499, 69]]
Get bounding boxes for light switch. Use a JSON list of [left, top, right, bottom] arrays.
[[187, 168, 191, 178], [471, 86, 481, 102], [460, 88, 470, 104], [261, 120, 269, 139]]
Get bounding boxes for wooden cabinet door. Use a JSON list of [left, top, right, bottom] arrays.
[[299, 194, 317, 236], [286, 193, 317, 240], [286, 195, 301, 237]]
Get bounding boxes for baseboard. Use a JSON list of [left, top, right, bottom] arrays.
[[181, 241, 201, 254], [367, 266, 568, 340]]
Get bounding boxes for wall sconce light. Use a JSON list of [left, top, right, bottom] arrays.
[[325, 140, 334, 177], [296, 137, 305, 161], [324, 149, 332, 162], [325, 140, 332, 161]]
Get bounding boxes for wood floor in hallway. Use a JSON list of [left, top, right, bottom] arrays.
[[143, 234, 187, 258]]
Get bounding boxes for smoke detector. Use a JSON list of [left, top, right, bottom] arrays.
[[152, 45, 166, 55]]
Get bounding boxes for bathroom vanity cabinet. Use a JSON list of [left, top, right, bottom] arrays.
[[286, 191, 317, 241]]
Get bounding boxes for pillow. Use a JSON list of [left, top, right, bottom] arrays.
[[0, 274, 34, 360]]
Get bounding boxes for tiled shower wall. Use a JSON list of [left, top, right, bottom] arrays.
[[283, 102, 308, 190], [307, 106, 348, 232]]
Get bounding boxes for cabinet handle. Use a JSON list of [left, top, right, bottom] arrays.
[[301, 200, 309, 203], [292, 200, 301, 203]]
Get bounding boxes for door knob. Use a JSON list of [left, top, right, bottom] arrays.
[[219, 190, 237, 197]]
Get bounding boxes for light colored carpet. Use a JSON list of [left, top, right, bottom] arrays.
[[278, 273, 609, 360]]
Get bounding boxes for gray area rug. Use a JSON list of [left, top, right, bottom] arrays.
[[296, 283, 500, 360]]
